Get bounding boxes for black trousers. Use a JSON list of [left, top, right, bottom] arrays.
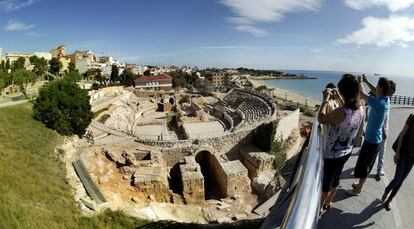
[[354, 140, 380, 178], [323, 153, 351, 193]]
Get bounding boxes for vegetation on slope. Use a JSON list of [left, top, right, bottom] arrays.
[[0, 103, 148, 228]]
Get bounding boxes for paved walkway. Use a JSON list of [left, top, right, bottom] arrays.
[[318, 107, 414, 229], [318, 148, 401, 229], [0, 99, 29, 108]]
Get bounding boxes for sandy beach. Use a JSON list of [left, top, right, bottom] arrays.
[[250, 79, 320, 107]]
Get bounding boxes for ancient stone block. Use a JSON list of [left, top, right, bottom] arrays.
[[242, 151, 275, 178], [221, 160, 251, 197], [133, 166, 170, 202], [180, 157, 205, 204]]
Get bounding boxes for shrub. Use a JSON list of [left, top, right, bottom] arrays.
[[33, 79, 93, 137]]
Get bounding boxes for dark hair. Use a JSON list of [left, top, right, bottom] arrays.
[[387, 80, 396, 96], [378, 77, 390, 96], [338, 74, 361, 110], [325, 83, 336, 89]]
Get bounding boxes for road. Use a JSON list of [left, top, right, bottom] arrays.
[[382, 107, 414, 228]]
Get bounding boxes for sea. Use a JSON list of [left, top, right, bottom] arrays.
[[263, 70, 414, 101]]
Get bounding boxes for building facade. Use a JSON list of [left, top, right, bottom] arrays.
[[50, 45, 66, 58], [135, 74, 173, 91]]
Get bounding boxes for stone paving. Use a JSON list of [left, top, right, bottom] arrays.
[[318, 149, 402, 229]]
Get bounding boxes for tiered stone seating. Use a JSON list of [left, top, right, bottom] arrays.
[[221, 89, 274, 125]]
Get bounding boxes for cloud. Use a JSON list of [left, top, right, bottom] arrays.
[[3, 20, 34, 31], [24, 31, 40, 37], [220, 0, 323, 36], [344, 0, 414, 12], [235, 24, 269, 37], [310, 48, 324, 52], [337, 16, 414, 47], [0, 0, 40, 12]]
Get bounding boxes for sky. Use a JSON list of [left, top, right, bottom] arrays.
[[1, 0, 414, 77]]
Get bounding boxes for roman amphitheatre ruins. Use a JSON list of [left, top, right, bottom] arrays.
[[61, 86, 305, 224]]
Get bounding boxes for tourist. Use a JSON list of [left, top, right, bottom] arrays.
[[318, 74, 363, 211], [321, 83, 343, 135], [324, 82, 343, 111], [375, 80, 396, 181], [347, 75, 391, 196], [382, 113, 414, 210]]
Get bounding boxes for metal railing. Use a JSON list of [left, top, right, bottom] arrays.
[[261, 116, 323, 229], [390, 95, 414, 106]]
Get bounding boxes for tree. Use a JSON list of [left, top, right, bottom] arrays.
[[64, 71, 82, 82], [30, 56, 48, 77], [195, 78, 213, 96], [94, 69, 106, 85], [12, 57, 26, 70], [49, 57, 62, 76], [0, 60, 5, 72], [110, 64, 119, 84], [143, 69, 151, 76], [0, 77, 5, 95], [84, 68, 104, 83], [33, 79, 93, 137], [170, 70, 186, 89], [0, 71, 6, 94], [120, 69, 135, 86], [12, 69, 37, 97], [68, 62, 76, 73], [5, 59, 11, 70]]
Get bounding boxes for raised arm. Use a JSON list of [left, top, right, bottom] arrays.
[[358, 76, 369, 103], [318, 89, 346, 125], [362, 74, 377, 95]]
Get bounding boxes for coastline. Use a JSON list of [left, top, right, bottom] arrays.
[[250, 79, 320, 107], [251, 76, 317, 80]]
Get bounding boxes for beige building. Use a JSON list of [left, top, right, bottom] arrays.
[[5, 52, 31, 69], [211, 72, 226, 88], [50, 45, 66, 58], [59, 56, 71, 74], [70, 50, 95, 64], [0, 47, 2, 61]]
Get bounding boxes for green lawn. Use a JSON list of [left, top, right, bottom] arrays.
[[0, 103, 148, 229]]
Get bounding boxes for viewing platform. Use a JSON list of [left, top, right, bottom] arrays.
[[263, 106, 413, 229]]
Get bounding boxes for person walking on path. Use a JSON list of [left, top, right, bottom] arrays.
[[319, 74, 364, 212], [347, 75, 392, 196], [382, 114, 414, 211], [375, 80, 396, 181]]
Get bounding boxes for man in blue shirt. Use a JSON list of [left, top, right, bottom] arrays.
[[347, 75, 391, 196]]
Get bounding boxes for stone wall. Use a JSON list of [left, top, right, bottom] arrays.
[[221, 160, 251, 197], [180, 157, 205, 204], [274, 109, 300, 143]]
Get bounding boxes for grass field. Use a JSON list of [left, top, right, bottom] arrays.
[[0, 103, 148, 229]]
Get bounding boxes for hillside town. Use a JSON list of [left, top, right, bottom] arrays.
[[0, 45, 262, 100]]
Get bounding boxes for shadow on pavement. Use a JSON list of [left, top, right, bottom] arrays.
[[318, 199, 384, 229]]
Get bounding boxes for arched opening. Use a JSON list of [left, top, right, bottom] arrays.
[[169, 97, 175, 105], [195, 151, 226, 200]]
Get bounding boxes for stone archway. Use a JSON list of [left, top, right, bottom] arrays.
[[195, 151, 226, 200]]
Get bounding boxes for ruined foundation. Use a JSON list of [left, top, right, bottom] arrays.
[[65, 87, 303, 223]]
